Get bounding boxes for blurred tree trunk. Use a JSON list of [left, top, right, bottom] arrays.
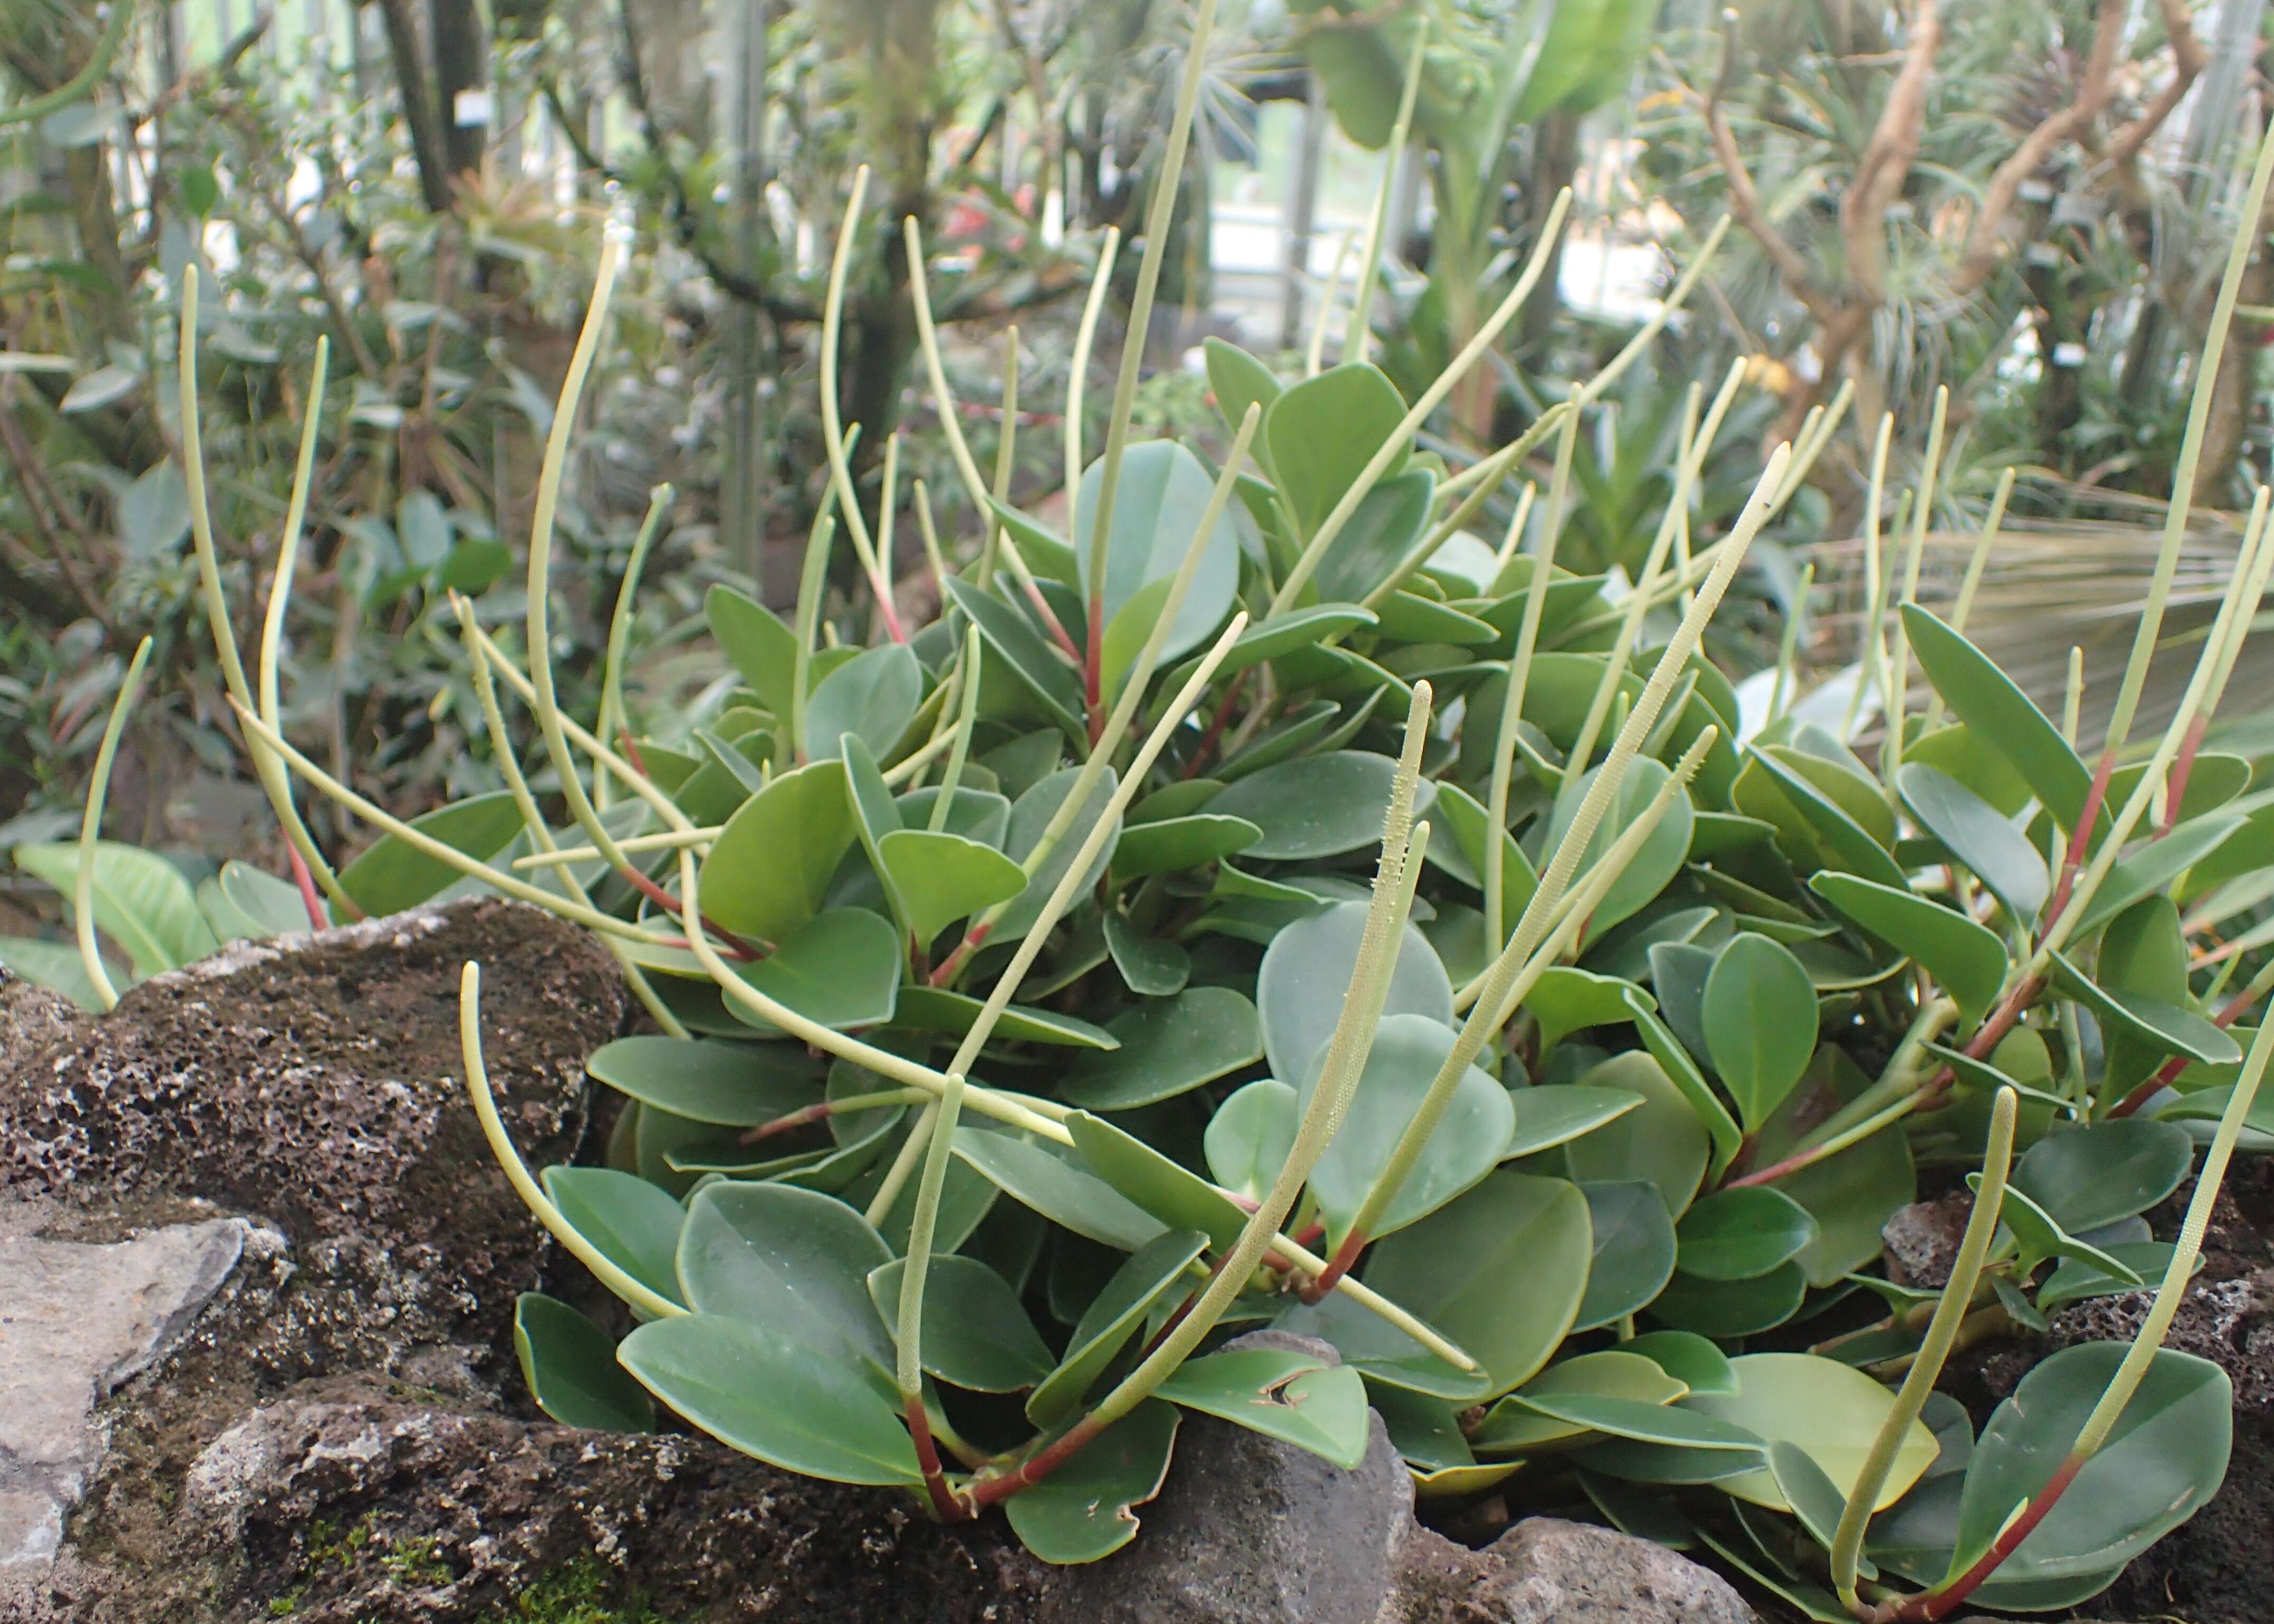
[[375, 0, 457, 212], [2199, 173, 2274, 494], [430, 0, 490, 184], [1518, 110, 1578, 354]]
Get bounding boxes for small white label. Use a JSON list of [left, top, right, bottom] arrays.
[[2025, 242, 2063, 267], [2051, 341, 2087, 368], [454, 89, 493, 127], [2018, 178, 2055, 203]]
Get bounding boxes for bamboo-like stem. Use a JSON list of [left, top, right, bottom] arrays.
[[1081, 0, 1222, 696], [928, 629, 983, 833], [790, 511, 837, 762], [1267, 190, 1587, 617], [73, 636, 151, 1011], [514, 827, 719, 870], [903, 216, 995, 515], [453, 600, 688, 1039], [912, 479, 950, 602], [1830, 1088, 2015, 1610], [1918, 460, 2014, 741], [1062, 228, 1124, 596], [2102, 117, 2274, 756], [1768, 561, 1815, 725], [878, 430, 903, 640], [1359, 403, 1570, 610], [985, 334, 1019, 593], [1306, 230, 1356, 377], [1490, 483, 1539, 573], [595, 486, 669, 812], [458, 963, 685, 1321], [1342, 20, 1428, 365]]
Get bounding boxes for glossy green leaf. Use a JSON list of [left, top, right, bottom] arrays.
[[952, 1127, 1167, 1251], [1649, 1259, 1807, 1337], [585, 1035, 823, 1126], [1364, 1170, 1591, 1397], [1103, 912, 1190, 996], [1543, 759, 1694, 942], [1982, 1178, 2141, 1281], [1561, 1051, 1711, 1219], [1526, 967, 1645, 1054], [1902, 604, 2091, 830], [1748, 1048, 1917, 1285], [514, 1292, 654, 1431], [541, 1166, 687, 1309], [1733, 751, 1904, 889], [2050, 952, 2240, 1066], [1257, 900, 1452, 1083], [1623, 992, 1746, 1177], [805, 643, 922, 763], [1110, 814, 1262, 881], [889, 985, 1117, 1049], [1203, 338, 1282, 458], [1270, 1286, 1489, 1402], [1161, 605, 1379, 691], [1064, 1111, 1251, 1252], [1027, 1228, 1209, 1425], [1003, 1400, 1179, 1563], [1208, 751, 1432, 862], [1264, 363, 1408, 539], [699, 760, 857, 943], [997, 765, 1121, 942], [1675, 1187, 1819, 1281], [2037, 1242, 2188, 1311], [1427, 780, 1537, 936], [1157, 1348, 1370, 1470], [1810, 873, 2007, 1025], [619, 1313, 920, 1486], [1703, 933, 1819, 1132], [706, 584, 798, 717], [1311, 469, 1435, 606], [676, 1180, 895, 1376], [1953, 1343, 2230, 1585], [866, 1255, 1054, 1392], [1061, 987, 1264, 1111], [1572, 1180, 1677, 1331], [15, 840, 220, 976], [2074, 815, 2245, 936], [326, 792, 525, 917], [1204, 1078, 1301, 1204], [725, 908, 900, 1035], [203, 861, 311, 938], [1623, 1330, 1737, 1396], [0, 935, 115, 1010], [1684, 1352, 1938, 1513], [1305, 1012, 1515, 1242], [876, 828, 1027, 946], [1471, 1349, 1692, 1453], [943, 577, 1087, 740], [1896, 764, 2049, 924], [1502, 1085, 1644, 1158]]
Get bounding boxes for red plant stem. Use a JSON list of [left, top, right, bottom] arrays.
[[928, 920, 991, 987], [2109, 975, 2264, 1118], [616, 727, 650, 780], [620, 866, 762, 962], [2158, 714, 2210, 838], [738, 1101, 836, 1145], [285, 844, 331, 931], [1181, 670, 1250, 779], [1083, 594, 1106, 746], [2041, 749, 2116, 931], [872, 573, 908, 644], [904, 1396, 969, 1522], [965, 1414, 1106, 1512], [1873, 1456, 2085, 1621], [1018, 577, 1082, 666], [1299, 1228, 1367, 1304]]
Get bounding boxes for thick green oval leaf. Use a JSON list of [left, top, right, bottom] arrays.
[[1902, 604, 2091, 831], [1003, 1400, 1180, 1563], [1703, 933, 1819, 1132], [877, 828, 1027, 946], [1208, 751, 1434, 862], [1954, 1343, 2231, 1584], [16, 840, 220, 976], [952, 1127, 1167, 1251], [1526, 967, 1646, 1055], [2011, 1119, 2195, 1235], [1471, 1349, 1692, 1453], [997, 765, 1121, 942], [1810, 873, 2008, 1025], [1027, 1228, 1209, 1426], [1675, 1187, 1819, 1282], [943, 576, 1087, 741], [2050, 951, 2240, 1067], [1074, 440, 1243, 664], [889, 984, 1117, 1049], [1204, 1078, 1300, 1204], [1748, 1050, 1918, 1285], [2072, 814, 2245, 936], [1428, 780, 1538, 937], [1110, 813, 1262, 881], [725, 908, 900, 1035], [1562, 1051, 1712, 1219], [329, 793, 526, 918], [1684, 1352, 1938, 1513], [805, 643, 922, 763], [619, 1313, 920, 1486], [1305, 1012, 1514, 1242], [1647, 1260, 1807, 1337], [1203, 338, 1282, 458], [1623, 1330, 1737, 1397], [1103, 912, 1190, 995], [1060, 987, 1264, 1111], [586, 1035, 823, 1126], [866, 1254, 1054, 1392], [1543, 758, 1695, 942], [1364, 1170, 1591, 1398], [1157, 1349, 1371, 1470], [1257, 900, 1453, 1083], [675, 1180, 894, 1377], [1896, 763, 2049, 924], [1503, 1084, 1644, 1158], [205, 860, 312, 938], [706, 584, 797, 717], [699, 760, 857, 943], [1064, 1111, 1250, 1252], [540, 1166, 687, 1309], [514, 1291, 655, 1431], [1264, 362, 1408, 538], [1572, 1180, 1677, 1331]]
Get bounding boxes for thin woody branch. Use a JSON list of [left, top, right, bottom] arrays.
[[2108, 0, 2209, 170], [1840, 0, 1940, 303]]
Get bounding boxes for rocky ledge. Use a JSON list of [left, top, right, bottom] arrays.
[[3, 899, 1757, 1621]]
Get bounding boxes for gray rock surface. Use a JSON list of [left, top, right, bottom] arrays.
[[0, 1217, 247, 1568], [1462, 1518, 1757, 1623]]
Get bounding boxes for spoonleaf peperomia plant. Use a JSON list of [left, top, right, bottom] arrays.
[[108, 7, 2274, 1612]]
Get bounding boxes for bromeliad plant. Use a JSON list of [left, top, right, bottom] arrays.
[[146, 9, 2274, 1614]]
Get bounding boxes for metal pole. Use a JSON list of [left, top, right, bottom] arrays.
[[1280, 70, 1324, 352]]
